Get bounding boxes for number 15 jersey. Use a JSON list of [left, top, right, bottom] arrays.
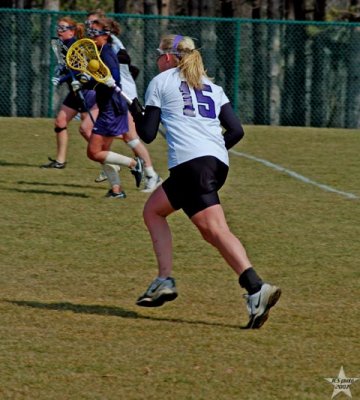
[[145, 67, 230, 169]]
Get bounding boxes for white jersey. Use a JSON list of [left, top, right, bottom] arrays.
[[145, 67, 230, 169], [111, 35, 138, 100]]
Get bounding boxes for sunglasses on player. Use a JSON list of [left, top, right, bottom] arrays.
[[56, 24, 75, 33], [87, 27, 110, 38], [156, 48, 177, 61]]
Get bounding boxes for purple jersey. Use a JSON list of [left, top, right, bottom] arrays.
[[92, 43, 128, 136]]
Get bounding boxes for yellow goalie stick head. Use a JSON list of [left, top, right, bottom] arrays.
[[65, 38, 111, 84]]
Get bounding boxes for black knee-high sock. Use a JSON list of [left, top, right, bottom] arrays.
[[239, 268, 263, 295]]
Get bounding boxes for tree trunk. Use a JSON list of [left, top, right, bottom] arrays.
[[252, 0, 267, 124], [314, 0, 326, 21], [345, 27, 360, 127], [217, 1, 235, 101], [266, 0, 283, 125], [310, 0, 326, 126], [144, 0, 158, 14], [281, 0, 307, 126], [159, 0, 169, 15], [114, 0, 127, 13], [15, 12, 33, 116], [143, 0, 159, 100], [44, 0, 59, 10]]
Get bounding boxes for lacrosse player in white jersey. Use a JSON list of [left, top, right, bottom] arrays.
[[128, 34, 281, 329]]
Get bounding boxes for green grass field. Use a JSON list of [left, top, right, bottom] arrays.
[[0, 117, 359, 400]]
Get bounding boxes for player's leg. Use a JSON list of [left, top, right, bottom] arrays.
[[41, 104, 77, 168], [191, 205, 281, 329], [136, 186, 178, 307], [90, 111, 144, 187], [103, 163, 126, 199], [79, 104, 98, 142], [191, 204, 252, 274], [123, 112, 162, 192]]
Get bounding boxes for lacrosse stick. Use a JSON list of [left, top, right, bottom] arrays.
[[65, 38, 133, 105], [50, 37, 95, 124], [65, 39, 169, 140]]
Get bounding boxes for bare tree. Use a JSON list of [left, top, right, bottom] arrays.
[[159, 0, 169, 15], [144, 0, 158, 14], [114, 0, 126, 13]]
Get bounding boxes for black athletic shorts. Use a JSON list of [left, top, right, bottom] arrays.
[[162, 155, 229, 218], [63, 90, 96, 113]]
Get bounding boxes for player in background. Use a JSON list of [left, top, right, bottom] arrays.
[[86, 10, 162, 193], [79, 17, 144, 198], [41, 17, 99, 170], [128, 34, 281, 329]]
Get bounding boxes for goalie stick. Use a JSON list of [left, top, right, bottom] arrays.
[[50, 37, 95, 124]]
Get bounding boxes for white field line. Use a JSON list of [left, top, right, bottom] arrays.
[[230, 150, 358, 200]]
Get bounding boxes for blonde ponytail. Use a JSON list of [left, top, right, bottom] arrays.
[[160, 34, 211, 89]]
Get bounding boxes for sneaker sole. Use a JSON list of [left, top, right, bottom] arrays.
[[136, 292, 178, 307], [243, 287, 282, 329], [95, 177, 108, 183], [141, 178, 163, 193]]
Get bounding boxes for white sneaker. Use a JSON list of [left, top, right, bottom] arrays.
[[141, 174, 163, 193], [95, 170, 108, 183], [243, 283, 281, 329], [136, 277, 178, 307]]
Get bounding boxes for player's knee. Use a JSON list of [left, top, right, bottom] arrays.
[[79, 126, 90, 141], [87, 148, 95, 161], [143, 202, 158, 227], [197, 223, 220, 245], [54, 126, 66, 133]]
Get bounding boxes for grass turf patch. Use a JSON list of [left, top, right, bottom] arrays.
[[0, 118, 359, 399]]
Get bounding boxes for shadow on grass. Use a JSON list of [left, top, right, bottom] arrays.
[[0, 160, 38, 167], [6, 300, 242, 330], [9, 188, 90, 198], [17, 180, 98, 189]]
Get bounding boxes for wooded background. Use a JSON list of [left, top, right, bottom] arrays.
[[2, 0, 360, 22], [2, 2, 360, 128]]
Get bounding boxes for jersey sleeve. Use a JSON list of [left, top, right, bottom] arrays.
[[219, 87, 230, 108], [145, 77, 161, 108]]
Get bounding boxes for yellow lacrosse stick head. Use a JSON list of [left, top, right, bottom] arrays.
[[65, 38, 111, 84]]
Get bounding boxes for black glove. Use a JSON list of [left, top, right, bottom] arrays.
[[128, 97, 144, 120], [129, 65, 140, 80], [117, 49, 131, 65]]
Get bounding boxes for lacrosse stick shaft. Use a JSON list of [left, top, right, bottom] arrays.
[[114, 86, 133, 105], [69, 69, 96, 124]]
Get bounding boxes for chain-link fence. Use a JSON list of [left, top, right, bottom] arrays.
[[2, 8, 360, 128]]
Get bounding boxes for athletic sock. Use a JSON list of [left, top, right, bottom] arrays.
[[104, 151, 132, 167], [144, 166, 155, 178], [239, 267, 263, 295]]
